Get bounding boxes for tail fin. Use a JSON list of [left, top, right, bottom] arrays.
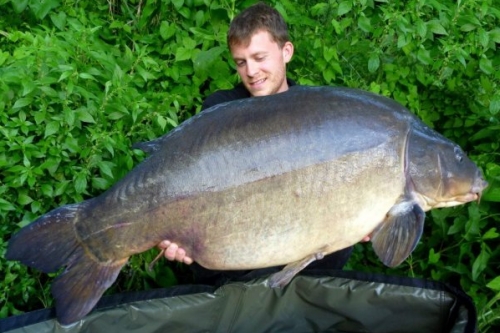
[[6, 204, 81, 273], [51, 249, 127, 325], [6, 203, 127, 325]]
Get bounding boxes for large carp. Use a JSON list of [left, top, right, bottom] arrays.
[[7, 86, 487, 324]]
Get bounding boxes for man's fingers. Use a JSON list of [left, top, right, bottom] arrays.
[[175, 248, 186, 261], [175, 249, 194, 265], [158, 241, 194, 264], [165, 243, 179, 260], [158, 240, 171, 249]]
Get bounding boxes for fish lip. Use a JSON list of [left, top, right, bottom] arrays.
[[423, 192, 483, 209], [473, 179, 488, 204], [476, 192, 482, 205], [456, 192, 481, 203]]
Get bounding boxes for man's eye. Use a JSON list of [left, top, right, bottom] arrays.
[[236, 61, 245, 67]]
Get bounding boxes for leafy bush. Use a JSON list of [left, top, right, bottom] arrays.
[[1, 0, 499, 330]]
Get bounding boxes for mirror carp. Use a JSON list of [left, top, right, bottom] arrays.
[[6, 86, 488, 324]]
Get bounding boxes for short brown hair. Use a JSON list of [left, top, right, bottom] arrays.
[[227, 2, 290, 49]]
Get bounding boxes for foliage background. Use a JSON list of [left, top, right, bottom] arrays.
[[0, 0, 499, 331]]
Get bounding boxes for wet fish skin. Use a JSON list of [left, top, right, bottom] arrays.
[[6, 86, 487, 324]]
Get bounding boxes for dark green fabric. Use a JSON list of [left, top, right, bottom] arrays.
[[1, 274, 475, 333]]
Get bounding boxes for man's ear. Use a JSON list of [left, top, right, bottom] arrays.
[[282, 41, 294, 63]]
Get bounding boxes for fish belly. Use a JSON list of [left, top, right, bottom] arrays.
[[164, 145, 405, 270]]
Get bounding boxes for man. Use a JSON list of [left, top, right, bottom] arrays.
[[157, 2, 366, 284]]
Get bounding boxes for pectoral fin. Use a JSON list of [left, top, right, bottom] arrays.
[[371, 201, 425, 267]]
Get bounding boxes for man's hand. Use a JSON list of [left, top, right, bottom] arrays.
[[158, 240, 193, 265]]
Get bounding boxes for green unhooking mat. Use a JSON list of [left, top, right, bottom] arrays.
[[0, 270, 477, 333]]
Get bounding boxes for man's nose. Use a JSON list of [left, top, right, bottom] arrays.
[[246, 60, 259, 77]]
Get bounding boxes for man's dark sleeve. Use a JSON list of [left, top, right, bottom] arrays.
[[201, 84, 251, 111], [201, 79, 297, 111]]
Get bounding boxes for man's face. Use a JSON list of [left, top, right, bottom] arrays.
[[230, 30, 294, 97]]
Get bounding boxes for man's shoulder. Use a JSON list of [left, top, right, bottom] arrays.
[[201, 84, 250, 110], [201, 78, 298, 111]]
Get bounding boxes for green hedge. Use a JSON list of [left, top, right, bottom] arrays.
[[1, 0, 499, 330]]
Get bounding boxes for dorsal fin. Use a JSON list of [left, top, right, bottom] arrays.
[[132, 139, 163, 154]]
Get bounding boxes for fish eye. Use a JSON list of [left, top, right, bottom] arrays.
[[454, 147, 464, 163]]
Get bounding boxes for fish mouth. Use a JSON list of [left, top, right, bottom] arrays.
[[472, 178, 489, 204], [422, 190, 485, 209], [438, 177, 489, 207]]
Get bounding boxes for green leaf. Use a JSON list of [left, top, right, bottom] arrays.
[[97, 161, 115, 179], [175, 47, 192, 62], [472, 244, 490, 281], [58, 70, 73, 82], [483, 228, 499, 240], [427, 20, 448, 35], [397, 34, 409, 49], [30, 0, 60, 20], [31, 200, 42, 213], [11, 0, 29, 13], [172, 0, 184, 10], [0, 51, 8, 66], [92, 177, 109, 190], [368, 54, 380, 73], [13, 98, 33, 109], [54, 181, 69, 196], [136, 65, 156, 82], [76, 110, 95, 123], [482, 187, 500, 202], [489, 94, 500, 115], [189, 27, 216, 40], [0, 198, 16, 211], [486, 276, 500, 291], [160, 21, 177, 40], [157, 115, 167, 131], [108, 112, 125, 120], [44, 121, 60, 138], [357, 16, 371, 33], [79, 72, 97, 81], [489, 28, 500, 43], [64, 107, 75, 126], [479, 58, 494, 75], [39, 86, 58, 97], [478, 29, 489, 48], [112, 65, 124, 87], [428, 248, 440, 264], [322, 67, 335, 83], [338, 1, 352, 16], [18, 194, 33, 205], [415, 19, 427, 38], [460, 24, 477, 32], [323, 47, 336, 62], [75, 173, 87, 194], [193, 46, 225, 73], [22, 81, 36, 96], [41, 184, 54, 197], [50, 11, 67, 30], [417, 48, 432, 65], [311, 3, 329, 17]]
